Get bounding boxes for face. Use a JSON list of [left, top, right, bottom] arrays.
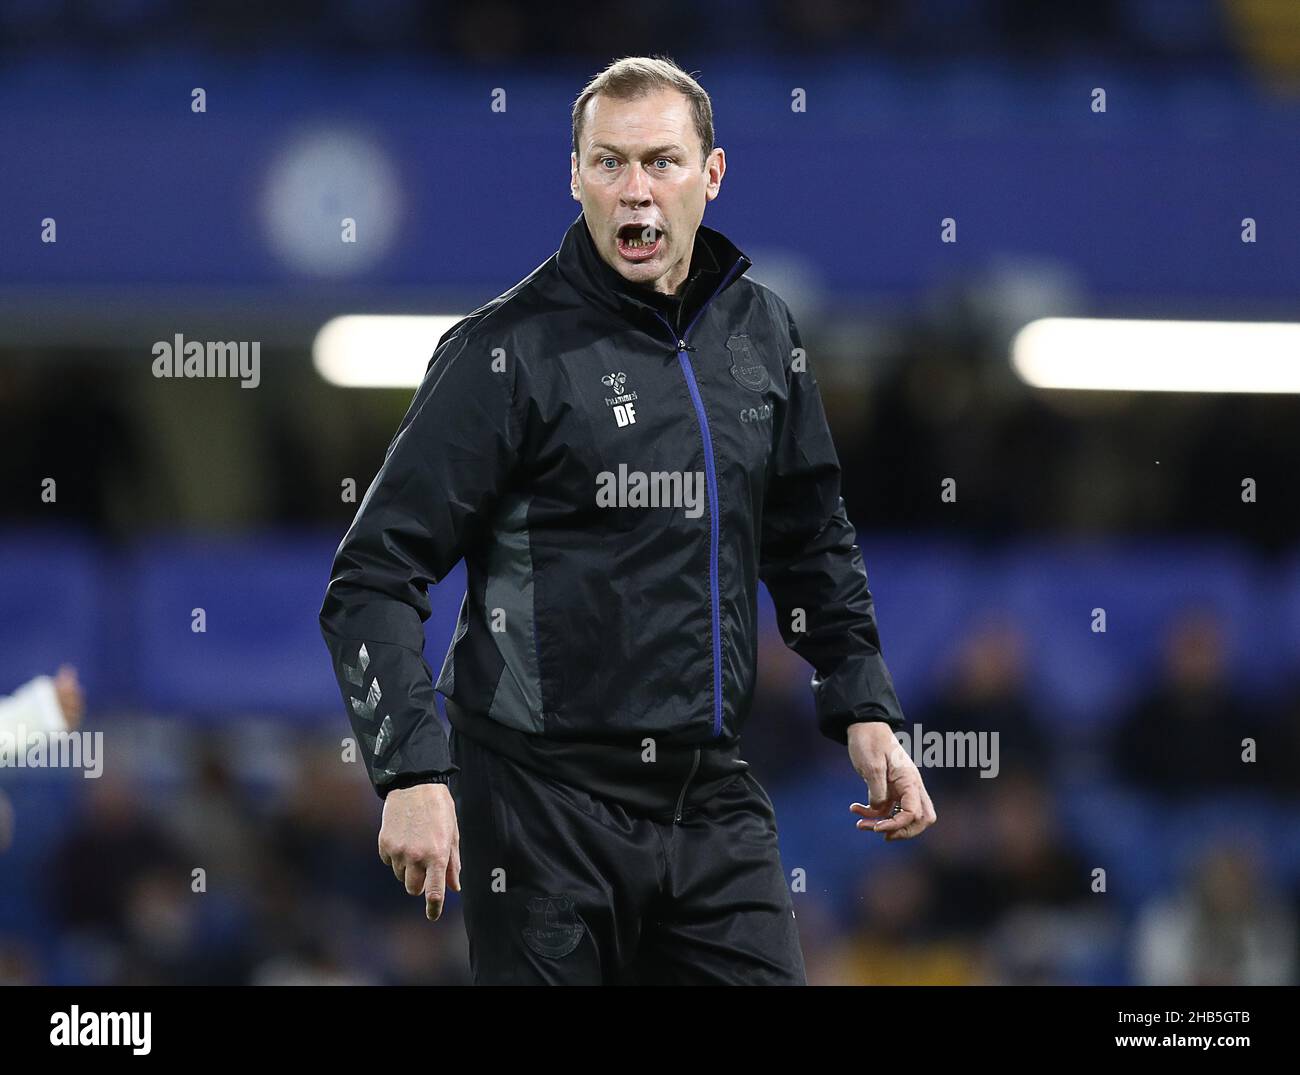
[[571, 88, 725, 296]]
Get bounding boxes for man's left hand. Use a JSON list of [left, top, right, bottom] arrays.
[[846, 721, 937, 841]]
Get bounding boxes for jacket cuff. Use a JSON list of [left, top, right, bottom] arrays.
[[377, 769, 457, 800], [819, 708, 903, 745], [812, 653, 905, 744]]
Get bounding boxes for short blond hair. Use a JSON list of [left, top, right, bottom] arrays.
[[572, 55, 714, 168]]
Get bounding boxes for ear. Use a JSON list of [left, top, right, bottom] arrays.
[[704, 146, 726, 203], [570, 151, 580, 201]]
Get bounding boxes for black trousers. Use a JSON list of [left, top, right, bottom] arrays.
[[448, 726, 807, 985]]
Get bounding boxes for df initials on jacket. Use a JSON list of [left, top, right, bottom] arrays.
[[319, 211, 904, 823]]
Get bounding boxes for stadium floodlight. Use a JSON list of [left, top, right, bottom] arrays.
[[1010, 317, 1300, 393], [312, 315, 465, 387]]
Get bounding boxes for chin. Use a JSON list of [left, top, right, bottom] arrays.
[[613, 260, 658, 282]]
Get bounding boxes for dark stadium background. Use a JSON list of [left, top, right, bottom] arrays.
[[2, 1, 1299, 985]]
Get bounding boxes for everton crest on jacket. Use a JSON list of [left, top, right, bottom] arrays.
[[320, 211, 904, 809]]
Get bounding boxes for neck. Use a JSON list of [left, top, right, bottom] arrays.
[[654, 260, 692, 297]]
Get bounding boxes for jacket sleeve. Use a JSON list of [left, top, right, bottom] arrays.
[[319, 328, 522, 798], [758, 303, 905, 744]]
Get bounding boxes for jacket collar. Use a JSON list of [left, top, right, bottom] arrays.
[[556, 211, 752, 333]]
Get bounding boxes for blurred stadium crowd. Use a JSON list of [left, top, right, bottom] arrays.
[[3, 593, 1298, 986]]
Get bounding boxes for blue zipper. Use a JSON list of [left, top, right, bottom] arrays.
[[652, 260, 743, 738]]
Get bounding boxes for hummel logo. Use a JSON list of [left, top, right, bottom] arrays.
[[342, 642, 399, 782], [601, 371, 638, 426]]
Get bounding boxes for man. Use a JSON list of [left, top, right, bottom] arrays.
[[0, 665, 84, 853], [320, 55, 935, 986]]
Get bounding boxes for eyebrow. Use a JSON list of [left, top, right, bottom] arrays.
[[588, 143, 686, 159]]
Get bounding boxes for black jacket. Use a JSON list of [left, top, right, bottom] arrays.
[[320, 211, 904, 821]]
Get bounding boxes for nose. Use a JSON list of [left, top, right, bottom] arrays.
[[619, 163, 652, 208]]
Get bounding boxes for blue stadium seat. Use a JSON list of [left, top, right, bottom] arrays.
[[988, 540, 1262, 729], [117, 533, 471, 720], [0, 528, 104, 701]]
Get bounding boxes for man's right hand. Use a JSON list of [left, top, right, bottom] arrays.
[[378, 782, 461, 921]]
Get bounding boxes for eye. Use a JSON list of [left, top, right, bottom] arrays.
[[653, 158, 673, 169], [599, 157, 620, 170]]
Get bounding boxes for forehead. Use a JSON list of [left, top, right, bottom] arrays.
[[579, 88, 697, 153]]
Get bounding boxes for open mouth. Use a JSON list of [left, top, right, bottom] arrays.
[[616, 222, 663, 262]]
